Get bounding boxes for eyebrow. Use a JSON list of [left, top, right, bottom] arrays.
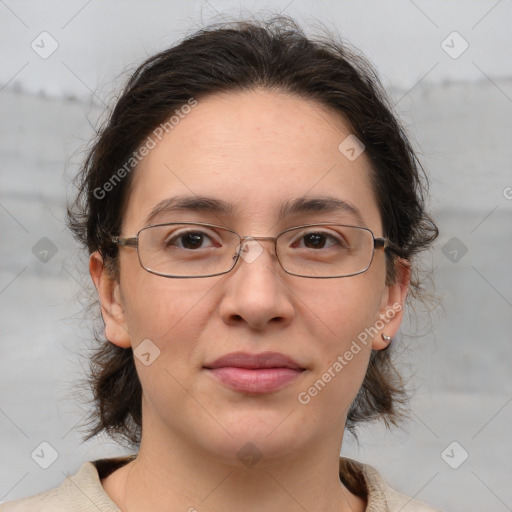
[[145, 195, 234, 225], [279, 196, 365, 226], [144, 194, 365, 226]]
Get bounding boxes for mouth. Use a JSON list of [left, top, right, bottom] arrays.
[[203, 351, 306, 394]]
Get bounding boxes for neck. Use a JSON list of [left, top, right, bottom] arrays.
[[102, 415, 366, 512]]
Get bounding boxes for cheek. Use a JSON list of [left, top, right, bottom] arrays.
[[294, 270, 384, 343], [119, 256, 215, 352], [121, 275, 216, 406], [292, 274, 383, 408]]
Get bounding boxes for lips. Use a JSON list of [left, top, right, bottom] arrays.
[[203, 352, 306, 394], [204, 351, 304, 370]]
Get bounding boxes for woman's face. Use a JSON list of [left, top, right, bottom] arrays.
[[93, 89, 408, 462]]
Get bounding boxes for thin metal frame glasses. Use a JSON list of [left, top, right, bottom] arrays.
[[111, 222, 389, 279]]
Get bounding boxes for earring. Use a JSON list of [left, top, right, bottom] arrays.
[[381, 333, 392, 344]]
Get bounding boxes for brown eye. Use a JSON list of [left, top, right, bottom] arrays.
[[164, 230, 218, 250], [303, 233, 328, 248], [180, 232, 206, 249], [295, 231, 343, 250]]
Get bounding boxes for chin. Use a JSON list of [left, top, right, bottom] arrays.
[[191, 408, 311, 467]]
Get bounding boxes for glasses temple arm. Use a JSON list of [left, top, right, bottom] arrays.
[[374, 237, 392, 250], [112, 236, 139, 248]]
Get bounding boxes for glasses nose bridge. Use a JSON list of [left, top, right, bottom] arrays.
[[234, 235, 279, 266], [238, 235, 278, 255], [240, 235, 277, 244]]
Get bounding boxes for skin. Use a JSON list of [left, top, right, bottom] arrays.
[[90, 89, 409, 512]]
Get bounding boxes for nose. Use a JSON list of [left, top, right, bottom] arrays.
[[218, 238, 295, 331]]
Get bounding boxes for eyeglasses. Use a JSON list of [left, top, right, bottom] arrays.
[[111, 222, 389, 279]]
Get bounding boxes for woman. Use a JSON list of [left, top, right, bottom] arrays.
[[2, 16, 440, 512]]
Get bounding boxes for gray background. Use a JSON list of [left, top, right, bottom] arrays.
[[1, 1, 511, 511]]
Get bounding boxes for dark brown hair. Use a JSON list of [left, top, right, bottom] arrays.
[[68, 16, 438, 446]]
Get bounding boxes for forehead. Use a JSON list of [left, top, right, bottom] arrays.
[[124, 89, 381, 233]]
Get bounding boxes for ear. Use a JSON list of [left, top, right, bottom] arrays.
[[89, 251, 131, 348], [371, 259, 411, 350]]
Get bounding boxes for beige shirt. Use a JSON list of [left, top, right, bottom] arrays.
[[1, 456, 440, 511]]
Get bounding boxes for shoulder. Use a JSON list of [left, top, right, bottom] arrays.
[[0, 458, 131, 512], [339, 457, 442, 512]]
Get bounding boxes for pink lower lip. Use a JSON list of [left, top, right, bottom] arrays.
[[206, 367, 304, 393]]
